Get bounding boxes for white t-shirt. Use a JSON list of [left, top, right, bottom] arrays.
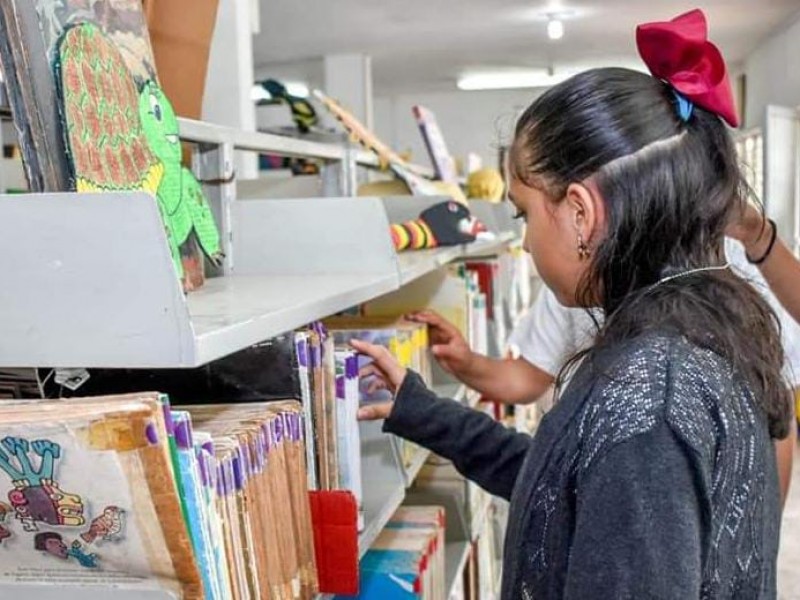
[[509, 238, 800, 387]]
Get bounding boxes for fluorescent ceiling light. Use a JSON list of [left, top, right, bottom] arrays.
[[457, 70, 572, 91], [547, 19, 564, 40]]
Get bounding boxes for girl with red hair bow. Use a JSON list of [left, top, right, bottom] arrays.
[[355, 9, 787, 598]]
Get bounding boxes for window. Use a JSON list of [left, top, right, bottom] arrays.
[[735, 128, 764, 202]]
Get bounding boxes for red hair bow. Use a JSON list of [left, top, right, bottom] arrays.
[[636, 9, 739, 127]]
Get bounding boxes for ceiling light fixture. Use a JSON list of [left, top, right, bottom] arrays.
[[457, 70, 572, 91], [547, 18, 564, 40]]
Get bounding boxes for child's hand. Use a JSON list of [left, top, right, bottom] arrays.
[[726, 202, 772, 258], [350, 339, 407, 421], [407, 310, 474, 376]]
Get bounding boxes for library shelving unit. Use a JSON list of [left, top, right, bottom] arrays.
[[0, 117, 520, 599]]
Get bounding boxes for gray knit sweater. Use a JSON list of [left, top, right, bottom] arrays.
[[384, 334, 780, 599]]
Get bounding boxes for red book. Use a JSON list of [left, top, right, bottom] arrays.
[[309, 490, 359, 595]]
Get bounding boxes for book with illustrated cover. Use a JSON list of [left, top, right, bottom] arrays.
[[324, 317, 431, 403], [325, 317, 431, 470], [0, 393, 201, 598]]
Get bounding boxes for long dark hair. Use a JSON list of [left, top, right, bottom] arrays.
[[512, 67, 791, 438]]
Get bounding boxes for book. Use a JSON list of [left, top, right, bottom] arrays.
[[0, 393, 202, 597], [386, 507, 446, 600], [324, 317, 432, 403], [64, 332, 323, 492], [171, 411, 223, 599], [335, 350, 364, 531], [186, 401, 319, 599], [412, 105, 458, 185], [341, 523, 444, 600]]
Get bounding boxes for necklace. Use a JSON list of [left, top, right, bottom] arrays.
[[648, 263, 731, 291]]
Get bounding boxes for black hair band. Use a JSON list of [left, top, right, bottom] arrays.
[[746, 218, 778, 265]]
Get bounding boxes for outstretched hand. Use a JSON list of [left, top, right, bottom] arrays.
[[726, 201, 771, 256], [407, 310, 474, 376], [350, 339, 407, 421]]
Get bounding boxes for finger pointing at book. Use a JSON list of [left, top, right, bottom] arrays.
[[350, 339, 407, 391], [350, 339, 407, 421]]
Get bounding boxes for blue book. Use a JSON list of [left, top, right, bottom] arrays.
[[172, 411, 220, 600]]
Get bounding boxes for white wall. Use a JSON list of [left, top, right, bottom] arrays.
[[373, 89, 541, 172], [744, 13, 800, 129]]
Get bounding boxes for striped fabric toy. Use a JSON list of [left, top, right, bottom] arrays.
[[390, 201, 487, 251]]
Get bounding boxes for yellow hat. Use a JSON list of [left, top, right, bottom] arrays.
[[467, 168, 505, 203]]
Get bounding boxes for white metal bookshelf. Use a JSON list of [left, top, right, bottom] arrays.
[[0, 116, 519, 599]]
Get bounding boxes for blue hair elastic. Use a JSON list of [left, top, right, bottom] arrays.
[[673, 90, 694, 122]]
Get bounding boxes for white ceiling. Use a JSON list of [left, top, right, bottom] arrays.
[[253, 0, 800, 95]]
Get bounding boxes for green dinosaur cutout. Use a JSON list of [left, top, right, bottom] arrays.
[[138, 81, 223, 267]]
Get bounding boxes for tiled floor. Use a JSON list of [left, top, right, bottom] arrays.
[[779, 442, 800, 598]]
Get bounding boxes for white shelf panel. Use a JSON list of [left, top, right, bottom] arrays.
[[178, 117, 344, 160], [445, 540, 471, 599], [353, 150, 435, 179], [0, 587, 177, 600], [470, 497, 493, 542], [359, 483, 405, 558], [359, 420, 406, 558], [0, 192, 517, 369], [396, 236, 513, 287], [189, 274, 398, 366], [401, 445, 432, 488], [461, 232, 517, 259]]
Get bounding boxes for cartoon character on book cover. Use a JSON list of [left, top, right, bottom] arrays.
[[0, 436, 127, 569]]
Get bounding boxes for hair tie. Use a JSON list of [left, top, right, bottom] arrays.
[[673, 90, 694, 123]]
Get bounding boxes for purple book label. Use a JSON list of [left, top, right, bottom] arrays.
[[145, 422, 159, 445], [162, 405, 175, 436], [174, 418, 192, 450], [346, 355, 359, 379], [217, 465, 226, 496], [232, 456, 244, 491], [297, 338, 309, 368], [336, 375, 345, 400]]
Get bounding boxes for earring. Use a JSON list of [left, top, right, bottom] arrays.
[[577, 234, 590, 260]]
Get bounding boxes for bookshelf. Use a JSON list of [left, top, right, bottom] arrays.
[[0, 194, 515, 369], [0, 114, 520, 598]]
